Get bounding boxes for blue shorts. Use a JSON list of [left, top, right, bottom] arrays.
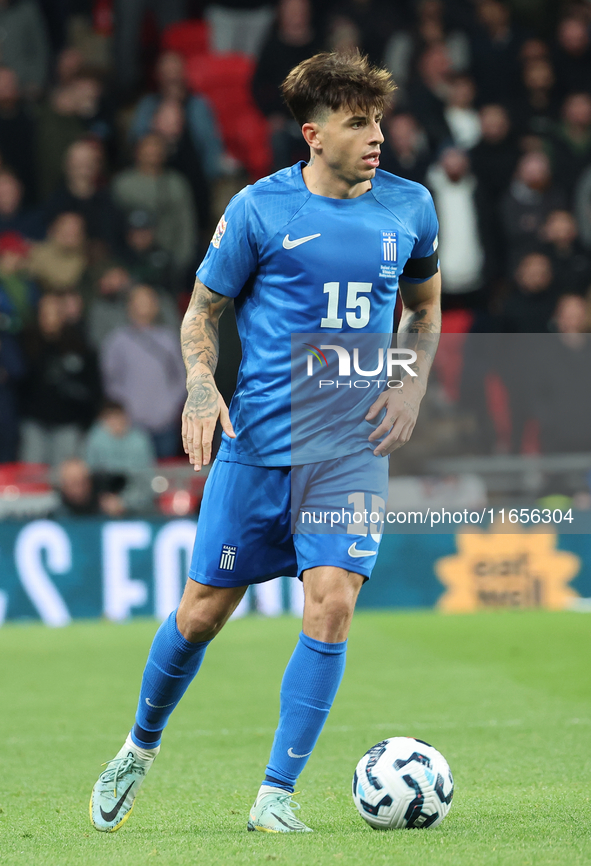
[[188, 450, 388, 587]]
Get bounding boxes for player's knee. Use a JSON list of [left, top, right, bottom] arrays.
[[177, 596, 235, 642], [307, 592, 356, 625], [178, 607, 225, 642]]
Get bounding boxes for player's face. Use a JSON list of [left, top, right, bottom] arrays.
[[315, 106, 384, 186]]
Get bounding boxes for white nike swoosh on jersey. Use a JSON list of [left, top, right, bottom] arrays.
[[282, 233, 321, 249], [288, 747, 313, 758], [145, 697, 176, 708], [347, 542, 377, 558]]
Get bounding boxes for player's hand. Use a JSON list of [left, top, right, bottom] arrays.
[[182, 374, 236, 471], [365, 380, 425, 456]]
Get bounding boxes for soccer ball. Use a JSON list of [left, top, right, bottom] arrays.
[[352, 737, 454, 830]]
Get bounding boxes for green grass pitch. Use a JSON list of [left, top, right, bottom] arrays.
[[1, 610, 590, 866]]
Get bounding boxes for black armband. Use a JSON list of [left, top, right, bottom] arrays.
[[401, 249, 439, 280]]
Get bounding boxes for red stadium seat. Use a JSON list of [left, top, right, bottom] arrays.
[[0, 463, 54, 518], [0, 462, 51, 493], [186, 53, 272, 178], [154, 458, 207, 516], [161, 19, 210, 58]]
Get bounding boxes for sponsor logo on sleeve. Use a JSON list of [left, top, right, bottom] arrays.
[[212, 214, 227, 248]]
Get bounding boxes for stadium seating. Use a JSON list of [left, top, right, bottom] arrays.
[[0, 463, 56, 519], [161, 20, 210, 58], [154, 458, 207, 516], [186, 52, 272, 179]]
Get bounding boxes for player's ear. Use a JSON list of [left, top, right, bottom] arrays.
[[302, 121, 321, 151]]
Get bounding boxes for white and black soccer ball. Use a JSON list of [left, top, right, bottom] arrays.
[[352, 737, 454, 830]]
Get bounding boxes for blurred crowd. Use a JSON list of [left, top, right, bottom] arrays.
[[0, 0, 590, 512]]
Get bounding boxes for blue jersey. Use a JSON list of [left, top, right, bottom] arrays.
[[197, 162, 438, 467]]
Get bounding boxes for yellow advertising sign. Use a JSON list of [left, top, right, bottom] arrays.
[[435, 531, 580, 612]]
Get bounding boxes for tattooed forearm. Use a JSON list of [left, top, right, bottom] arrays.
[[180, 277, 231, 393], [396, 279, 441, 392], [399, 305, 441, 334]]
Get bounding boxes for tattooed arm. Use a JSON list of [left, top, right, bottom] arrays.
[[366, 270, 441, 456], [181, 277, 236, 470]]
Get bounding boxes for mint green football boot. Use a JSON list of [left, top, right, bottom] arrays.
[[90, 734, 159, 832], [247, 787, 313, 833]]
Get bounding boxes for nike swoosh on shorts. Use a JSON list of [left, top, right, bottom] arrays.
[[347, 543, 377, 558]]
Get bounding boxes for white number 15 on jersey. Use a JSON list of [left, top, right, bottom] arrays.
[[321, 282, 372, 329]]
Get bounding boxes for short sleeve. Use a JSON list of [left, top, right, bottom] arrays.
[[410, 188, 439, 260], [400, 188, 439, 283], [196, 188, 258, 298]]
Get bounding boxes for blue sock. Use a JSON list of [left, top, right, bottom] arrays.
[[131, 610, 210, 749], [264, 631, 347, 792]]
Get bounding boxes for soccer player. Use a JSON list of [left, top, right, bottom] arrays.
[[90, 51, 441, 834]]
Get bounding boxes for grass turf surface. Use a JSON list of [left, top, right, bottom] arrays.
[[0, 611, 590, 866]]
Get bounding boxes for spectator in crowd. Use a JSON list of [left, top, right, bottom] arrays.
[[499, 252, 558, 333], [36, 81, 91, 201], [55, 47, 85, 87], [85, 400, 155, 515], [549, 93, 591, 204], [0, 328, 24, 462], [0, 65, 37, 204], [121, 210, 174, 294], [412, 0, 470, 73], [19, 293, 102, 464], [540, 209, 591, 296], [514, 57, 558, 137], [59, 288, 86, 333], [384, 0, 469, 101], [130, 51, 223, 185], [407, 43, 452, 150], [469, 0, 522, 105], [151, 99, 211, 243], [379, 112, 431, 184], [530, 294, 591, 455], [0, 0, 50, 97], [470, 104, 518, 207], [87, 265, 134, 348], [442, 73, 481, 150], [205, 0, 276, 57], [553, 15, 591, 99], [326, 13, 359, 55], [100, 284, 186, 458], [520, 37, 550, 66], [426, 147, 486, 305], [469, 104, 518, 278], [0, 170, 44, 239], [44, 139, 125, 257], [111, 133, 197, 277], [0, 230, 38, 333], [500, 151, 566, 270], [252, 0, 322, 171], [325, 0, 396, 67], [27, 211, 88, 293], [53, 457, 100, 516], [87, 265, 179, 349], [113, 0, 186, 97]]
